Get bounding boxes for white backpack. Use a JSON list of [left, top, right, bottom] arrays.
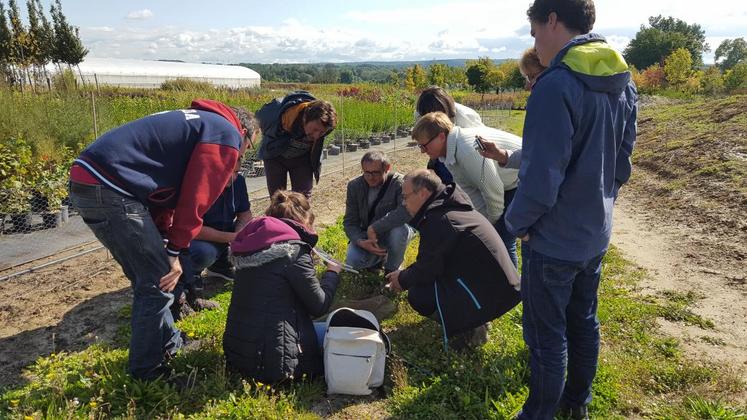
[[323, 307, 390, 395]]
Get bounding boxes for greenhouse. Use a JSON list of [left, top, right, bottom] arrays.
[[73, 58, 261, 89]]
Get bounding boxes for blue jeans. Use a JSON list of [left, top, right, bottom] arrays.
[[69, 183, 183, 380], [345, 224, 414, 272], [517, 247, 605, 419], [494, 188, 518, 268], [313, 321, 326, 349], [174, 240, 227, 296]]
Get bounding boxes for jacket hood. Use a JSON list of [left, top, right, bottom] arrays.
[[410, 183, 473, 228], [230, 216, 317, 255], [548, 33, 631, 94], [191, 99, 243, 132]]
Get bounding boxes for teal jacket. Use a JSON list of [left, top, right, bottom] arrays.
[[505, 34, 638, 262]]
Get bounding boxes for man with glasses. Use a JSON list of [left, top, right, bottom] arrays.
[[411, 112, 522, 267], [343, 151, 413, 275], [385, 169, 520, 351]]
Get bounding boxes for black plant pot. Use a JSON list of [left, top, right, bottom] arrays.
[[10, 213, 32, 233]]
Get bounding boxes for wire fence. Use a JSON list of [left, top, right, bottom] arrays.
[[0, 101, 513, 281]]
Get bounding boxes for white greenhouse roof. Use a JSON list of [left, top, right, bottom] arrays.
[[78, 58, 260, 79], [62, 58, 261, 89]]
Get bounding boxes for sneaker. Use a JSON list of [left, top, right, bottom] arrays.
[[205, 265, 235, 281], [185, 287, 220, 311]]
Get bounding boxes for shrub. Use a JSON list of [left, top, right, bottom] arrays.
[[161, 78, 215, 91]]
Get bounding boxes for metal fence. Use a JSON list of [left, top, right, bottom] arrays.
[[0, 102, 514, 281]]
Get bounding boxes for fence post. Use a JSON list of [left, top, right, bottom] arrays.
[[91, 92, 99, 139]]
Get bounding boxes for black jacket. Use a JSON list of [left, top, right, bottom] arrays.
[[399, 183, 520, 336], [256, 91, 329, 182], [224, 217, 339, 383]]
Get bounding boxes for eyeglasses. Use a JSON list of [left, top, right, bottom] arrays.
[[418, 133, 441, 151], [363, 170, 384, 177], [401, 189, 416, 201]]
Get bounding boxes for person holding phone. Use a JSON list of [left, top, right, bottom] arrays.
[[411, 112, 522, 267]]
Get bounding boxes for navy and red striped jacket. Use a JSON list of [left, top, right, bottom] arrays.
[[71, 99, 244, 256]]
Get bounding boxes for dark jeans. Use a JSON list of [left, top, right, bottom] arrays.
[[264, 155, 314, 199], [69, 183, 183, 380], [517, 246, 605, 420], [174, 240, 228, 297], [494, 187, 518, 268]]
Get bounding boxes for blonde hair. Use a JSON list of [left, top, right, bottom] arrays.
[[265, 190, 315, 228], [412, 111, 453, 142], [519, 47, 546, 83]]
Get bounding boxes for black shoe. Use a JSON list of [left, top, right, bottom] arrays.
[[185, 287, 220, 311], [170, 292, 196, 321], [205, 264, 235, 281], [557, 404, 590, 420], [449, 323, 489, 351]]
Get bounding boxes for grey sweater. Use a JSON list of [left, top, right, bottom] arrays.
[[343, 172, 410, 243]]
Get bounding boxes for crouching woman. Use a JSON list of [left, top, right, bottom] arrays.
[[223, 190, 341, 383]]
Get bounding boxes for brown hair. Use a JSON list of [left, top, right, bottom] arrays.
[[527, 0, 595, 34], [230, 106, 259, 147], [519, 48, 546, 83], [303, 100, 337, 130], [411, 112, 453, 142], [265, 190, 315, 228], [416, 86, 456, 121]]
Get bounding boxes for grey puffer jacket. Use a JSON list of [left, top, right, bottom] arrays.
[[223, 216, 339, 383]]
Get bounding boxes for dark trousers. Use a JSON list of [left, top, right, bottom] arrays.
[[264, 155, 314, 199], [69, 183, 182, 380], [494, 187, 518, 268], [517, 246, 605, 419]]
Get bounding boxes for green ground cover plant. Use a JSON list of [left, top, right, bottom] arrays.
[[1, 218, 743, 419]]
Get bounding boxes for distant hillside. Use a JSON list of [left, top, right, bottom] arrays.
[[238, 58, 510, 83]]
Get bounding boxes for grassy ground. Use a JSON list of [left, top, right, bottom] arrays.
[[1, 218, 744, 419], [2, 96, 746, 419]]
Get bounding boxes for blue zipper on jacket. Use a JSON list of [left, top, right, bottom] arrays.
[[457, 278, 482, 309]]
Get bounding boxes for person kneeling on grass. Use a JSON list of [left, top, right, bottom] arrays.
[[385, 169, 521, 351], [223, 190, 341, 383], [170, 171, 253, 320], [343, 150, 414, 275]]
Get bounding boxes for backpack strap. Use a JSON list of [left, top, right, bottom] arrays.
[[366, 174, 394, 227]]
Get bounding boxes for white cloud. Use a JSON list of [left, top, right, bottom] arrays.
[[126, 9, 154, 20], [79, 0, 746, 63]]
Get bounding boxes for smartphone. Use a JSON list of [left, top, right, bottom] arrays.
[[475, 135, 486, 151]]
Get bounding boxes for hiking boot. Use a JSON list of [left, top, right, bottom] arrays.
[[170, 292, 196, 321], [557, 404, 590, 420], [205, 264, 235, 282], [449, 323, 489, 351], [185, 287, 220, 311]]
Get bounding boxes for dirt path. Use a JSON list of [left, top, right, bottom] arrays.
[[612, 190, 747, 383], [0, 147, 427, 390]]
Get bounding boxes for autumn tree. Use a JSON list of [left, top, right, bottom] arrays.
[[664, 48, 692, 87]]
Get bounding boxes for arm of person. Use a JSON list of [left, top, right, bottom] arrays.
[[342, 180, 367, 243], [234, 209, 253, 233], [194, 225, 236, 243], [504, 79, 575, 238], [614, 92, 638, 198], [458, 142, 505, 223], [398, 214, 457, 290], [287, 252, 341, 317]]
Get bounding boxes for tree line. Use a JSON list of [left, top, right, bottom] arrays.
[[0, 0, 87, 90]]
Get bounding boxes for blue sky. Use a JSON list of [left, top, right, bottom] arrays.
[[34, 0, 747, 64]]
